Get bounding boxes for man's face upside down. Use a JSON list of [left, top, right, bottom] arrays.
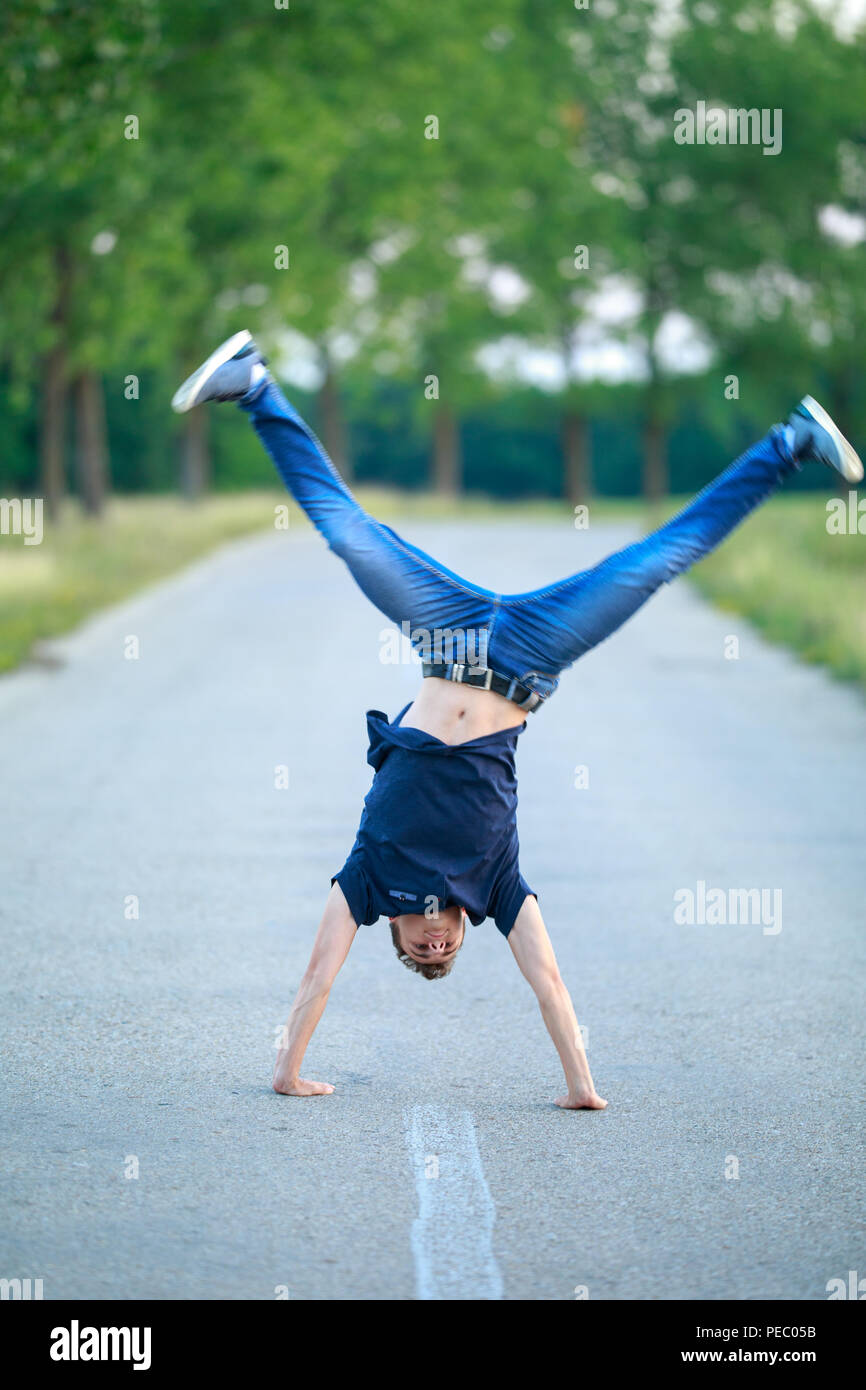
[[390, 906, 466, 980]]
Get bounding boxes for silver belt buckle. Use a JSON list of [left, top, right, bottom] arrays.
[[483, 668, 493, 690], [450, 663, 465, 683]]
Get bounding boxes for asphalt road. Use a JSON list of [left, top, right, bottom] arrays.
[[1, 514, 864, 1301]]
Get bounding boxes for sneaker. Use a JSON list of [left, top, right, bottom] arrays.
[[787, 396, 863, 483], [171, 331, 269, 412]]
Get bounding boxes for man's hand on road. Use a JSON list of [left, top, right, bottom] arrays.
[[273, 1060, 335, 1097], [554, 1090, 608, 1110]]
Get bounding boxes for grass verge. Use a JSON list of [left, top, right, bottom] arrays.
[[689, 492, 866, 688]]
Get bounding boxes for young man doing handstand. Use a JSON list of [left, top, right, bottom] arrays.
[[173, 331, 863, 1109]]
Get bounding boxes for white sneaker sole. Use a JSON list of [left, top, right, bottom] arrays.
[[171, 330, 253, 413], [801, 394, 864, 484]]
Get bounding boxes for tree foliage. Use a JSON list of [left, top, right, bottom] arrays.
[[0, 0, 863, 502]]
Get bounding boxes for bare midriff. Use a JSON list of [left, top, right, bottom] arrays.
[[400, 676, 527, 746]]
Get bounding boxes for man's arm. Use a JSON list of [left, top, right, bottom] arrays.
[[272, 881, 357, 1097], [507, 895, 607, 1109]]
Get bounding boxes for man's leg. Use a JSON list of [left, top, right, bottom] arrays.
[[173, 335, 496, 644], [500, 428, 800, 675], [243, 378, 496, 644], [498, 399, 862, 684]]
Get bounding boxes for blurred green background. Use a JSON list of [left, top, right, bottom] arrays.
[[1, 0, 865, 678]]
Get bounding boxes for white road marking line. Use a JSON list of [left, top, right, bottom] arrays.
[[405, 1105, 503, 1301]]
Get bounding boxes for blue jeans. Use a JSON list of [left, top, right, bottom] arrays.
[[242, 381, 799, 705]]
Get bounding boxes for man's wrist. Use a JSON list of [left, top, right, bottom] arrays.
[[274, 1051, 299, 1081]]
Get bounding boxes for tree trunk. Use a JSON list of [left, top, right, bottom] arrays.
[[641, 264, 669, 501], [40, 344, 68, 518], [39, 245, 72, 517], [642, 414, 668, 500], [180, 407, 211, 500], [562, 411, 591, 504], [319, 359, 351, 480], [73, 371, 109, 516], [432, 405, 461, 496]]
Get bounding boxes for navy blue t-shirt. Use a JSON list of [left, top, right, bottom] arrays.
[[333, 704, 535, 937]]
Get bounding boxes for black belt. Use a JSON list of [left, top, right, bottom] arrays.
[[422, 662, 542, 712]]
